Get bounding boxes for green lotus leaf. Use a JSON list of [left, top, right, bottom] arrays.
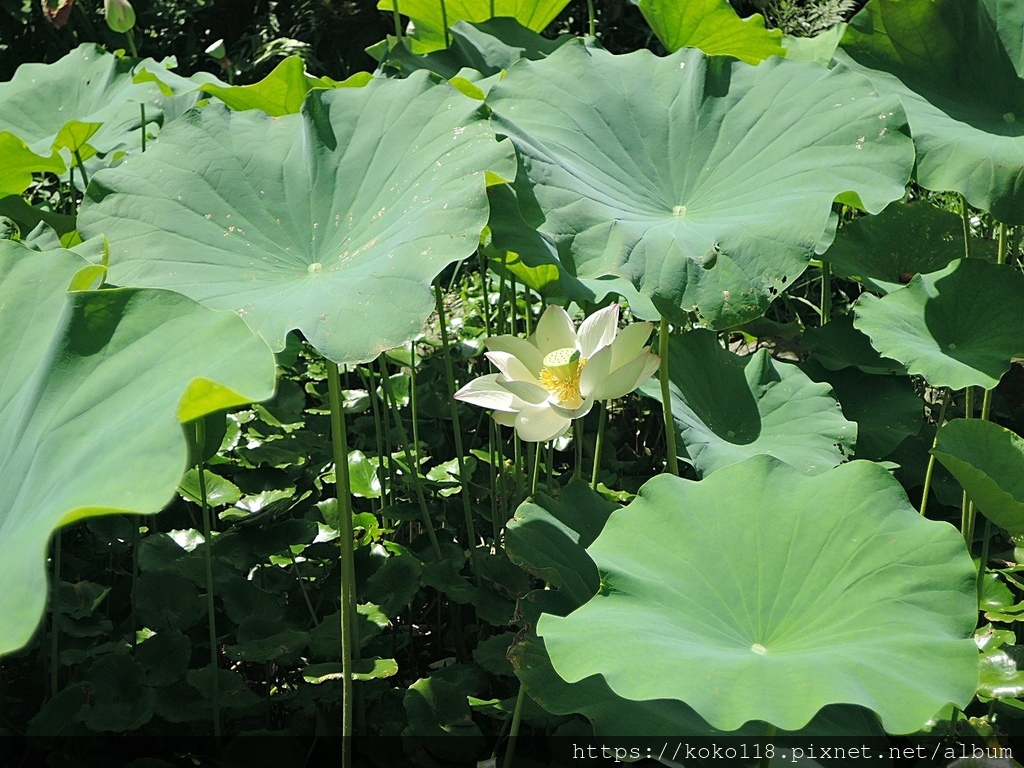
[[0, 241, 276, 656], [802, 360, 922, 461], [377, 0, 570, 53], [825, 201, 978, 294], [79, 75, 515, 364], [0, 44, 183, 161], [539, 457, 978, 733], [853, 259, 1024, 390], [837, 0, 1024, 223], [932, 418, 1024, 535], [802, 313, 907, 374], [634, 0, 785, 64], [374, 18, 574, 80], [640, 330, 855, 476], [0, 131, 66, 197], [199, 55, 337, 116], [489, 42, 913, 328]]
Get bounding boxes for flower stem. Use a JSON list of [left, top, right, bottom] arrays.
[[502, 682, 528, 768], [586, 0, 596, 36], [392, 0, 403, 39], [658, 317, 679, 476], [959, 194, 972, 259], [820, 259, 831, 324], [573, 419, 583, 481], [920, 388, 950, 517], [591, 402, 607, 490], [380, 358, 442, 558], [326, 360, 358, 757], [194, 419, 222, 749], [434, 283, 480, 581]]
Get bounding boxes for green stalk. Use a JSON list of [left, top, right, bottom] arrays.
[[194, 420, 222, 748], [658, 317, 679, 476], [820, 259, 831, 324], [380, 360, 442, 558], [392, 0, 403, 38], [72, 148, 90, 189], [977, 517, 993, 602], [961, 388, 976, 542], [360, 366, 387, 514], [326, 360, 358, 759], [959, 194, 972, 259], [545, 442, 554, 492], [591, 401, 607, 490], [920, 388, 951, 517], [409, 343, 421, 467], [513, 432, 525, 502], [140, 104, 147, 153], [760, 724, 777, 768], [488, 419, 500, 545], [439, 0, 451, 47], [981, 224, 1009, 423], [125, 27, 139, 58], [573, 419, 583, 481], [434, 283, 480, 579], [502, 682, 528, 768], [586, 0, 596, 36], [530, 442, 541, 496]]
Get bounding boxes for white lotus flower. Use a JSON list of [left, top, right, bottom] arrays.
[[454, 303, 660, 442]]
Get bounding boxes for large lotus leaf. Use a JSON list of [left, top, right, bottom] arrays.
[[198, 56, 336, 117], [488, 42, 913, 328], [634, 0, 785, 64], [0, 242, 277, 656], [0, 44, 178, 159], [377, 0, 570, 53], [639, 330, 855, 476], [933, 418, 1024, 536], [538, 457, 979, 733], [837, 0, 1024, 223], [79, 75, 515, 364], [853, 259, 1024, 391], [825, 201, 980, 294]]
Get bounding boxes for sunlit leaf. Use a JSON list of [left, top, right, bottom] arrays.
[[80, 75, 515, 364], [0, 241, 276, 655], [539, 457, 978, 733]]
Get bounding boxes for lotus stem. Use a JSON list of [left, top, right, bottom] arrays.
[[959, 194, 972, 259], [140, 104, 146, 153], [434, 283, 481, 581], [439, 0, 451, 47], [977, 517, 993, 602], [658, 317, 679, 476], [591, 401, 607, 490], [380, 359, 443, 558], [326, 360, 358, 758], [125, 27, 139, 58], [960, 388, 976, 542], [72, 148, 89, 189], [573, 419, 583, 481], [392, 0, 403, 39], [759, 724, 777, 768], [546, 442, 554, 492], [586, 0, 596, 36], [920, 388, 950, 517], [502, 682, 528, 768], [820, 259, 831, 324], [194, 419, 222, 748]]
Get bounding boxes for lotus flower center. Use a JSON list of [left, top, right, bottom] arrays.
[[539, 347, 586, 409]]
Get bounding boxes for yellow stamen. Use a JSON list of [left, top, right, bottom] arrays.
[[539, 352, 587, 409]]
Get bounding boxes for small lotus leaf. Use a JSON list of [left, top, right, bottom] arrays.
[[377, 0, 570, 53], [539, 457, 978, 733], [80, 75, 515, 365], [838, 0, 1024, 222], [853, 259, 1024, 390], [640, 330, 855, 476], [825, 201, 974, 294], [489, 42, 913, 327], [634, 0, 785, 63], [932, 418, 1024, 535], [0, 242, 276, 656]]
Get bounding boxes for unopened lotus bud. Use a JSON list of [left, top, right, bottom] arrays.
[[103, 0, 135, 33], [205, 39, 226, 60]]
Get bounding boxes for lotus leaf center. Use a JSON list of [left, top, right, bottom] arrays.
[[751, 643, 768, 655], [672, 205, 686, 217], [308, 262, 323, 274]]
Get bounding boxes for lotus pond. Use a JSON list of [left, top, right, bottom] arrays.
[[2, 0, 1024, 765]]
